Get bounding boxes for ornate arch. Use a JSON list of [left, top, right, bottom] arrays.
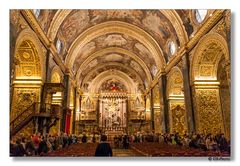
[[50, 66, 63, 83], [80, 62, 145, 90], [76, 47, 153, 84], [14, 28, 44, 80], [161, 10, 188, 45], [88, 70, 136, 94], [47, 10, 72, 41], [191, 33, 229, 83], [167, 66, 184, 98]]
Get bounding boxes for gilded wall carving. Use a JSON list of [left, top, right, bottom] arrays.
[[154, 109, 164, 134], [11, 88, 40, 121], [167, 67, 184, 97], [15, 41, 41, 78], [169, 103, 187, 135], [153, 85, 160, 107], [191, 33, 229, 82], [195, 89, 224, 135], [14, 120, 34, 138]]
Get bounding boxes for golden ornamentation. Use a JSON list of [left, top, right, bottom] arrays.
[[186, 10, 225, 50], [167, 67, 184, 97], [154, 109, 163, 133], [11, 89, 38, 121], [153, 85, 160, 107], [15, 40, 41, 77], [14, 121, 34, 138], [191, 33, 229, 82], [24, 69, 33, 76], [199, 65, 213, 77], [20, 10, 67, 74], [22, 52, 31, 59], [195, 89, 224, 135], [212, 19, 227, 40], [169, 103, 187, 135]]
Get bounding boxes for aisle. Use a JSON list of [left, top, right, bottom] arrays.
[[112, 148, 143, 157]]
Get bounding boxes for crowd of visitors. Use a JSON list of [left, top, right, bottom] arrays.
[[10, 132, 78, 156], [114, 134, 130, 149], [10, 131, 230, 156], [127, 132, 230, 153]]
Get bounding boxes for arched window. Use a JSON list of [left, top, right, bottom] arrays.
[[168, 41, 176, 56], [33, 9, 41, 19], [151, 65, 157, 77], [56, 39, 62, 54], [194, 9, 208, 23]]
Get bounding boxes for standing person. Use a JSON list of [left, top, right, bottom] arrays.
[[123, 134, 129, 149], [32, 133, 40, 155], [15, 138, 26, 156], [25, 137, 35, 156], [38, 136, 48, 156], [95, 135, 112, 157], [82, 133, 87, 143]]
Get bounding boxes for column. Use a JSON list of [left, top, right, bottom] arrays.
[[158, 73, 169, 133], [150, 89, 155, 131], [224, 60, 231, 92], [124, 98, 127, 133], [96, 98, 100, 125], [182, 54, 195, 133], [72, 88, 77, 134], [127, 98, 131, 133], [61, 74, 70, 132]]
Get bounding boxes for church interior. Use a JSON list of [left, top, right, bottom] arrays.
[[10, 9, 231, 157]]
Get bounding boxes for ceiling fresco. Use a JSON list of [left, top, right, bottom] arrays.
[[99, 78, 127, 93], [32, 9, 205, 93], [57, 10, 179, 53], [72, 33, 156, 74], [79, 60, 147, 93], [38, 10, 57, 33]]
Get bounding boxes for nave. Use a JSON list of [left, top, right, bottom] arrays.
[[10, 9, 231, 157]]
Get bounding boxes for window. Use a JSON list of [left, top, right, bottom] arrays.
[[151, 65, 157, 77], [56, 39, 62, 54], [168, 41, 176, 56], [33, 9, 41, 18], [194, 9, 208, 23]]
